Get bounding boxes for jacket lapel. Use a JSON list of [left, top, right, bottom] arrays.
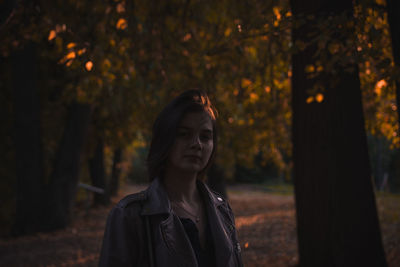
[[198, 181, 234, 267], [141, 178, 198, 267]]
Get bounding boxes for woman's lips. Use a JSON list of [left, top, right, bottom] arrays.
[[184, 155, 202, 160]]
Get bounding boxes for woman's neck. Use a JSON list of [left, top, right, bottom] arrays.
[[163, 169, 200, 204]]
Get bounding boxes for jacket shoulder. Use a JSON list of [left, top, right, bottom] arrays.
[[117, 190, 148, 209]]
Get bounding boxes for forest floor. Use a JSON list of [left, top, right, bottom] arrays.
[[0, 183, 399, 267]]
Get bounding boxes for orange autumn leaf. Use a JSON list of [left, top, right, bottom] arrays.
[[85, 61, 93, 71], [116, 18, 128, 30], [306, 96, 314, 104], [316, 93, 324, 103], [48, 30, 56, 41]]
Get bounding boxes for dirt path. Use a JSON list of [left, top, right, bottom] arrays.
[[0, 184, 398, 266]]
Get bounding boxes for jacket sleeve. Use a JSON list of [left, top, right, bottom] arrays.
[[98, 204, 142, 267]]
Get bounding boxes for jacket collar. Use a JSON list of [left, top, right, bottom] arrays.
[[141, 177, 171, 216], [141, 177, 224, 216], [141, 177, 233, 267]]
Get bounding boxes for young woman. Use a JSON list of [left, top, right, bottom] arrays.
[[99, 90, 243, 267]]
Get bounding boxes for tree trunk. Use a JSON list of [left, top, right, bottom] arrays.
[[290, 1, 387, 266], [109, 148, 123, 197], [89, 139, 110, 205], [11, 43, 45, 235], [44, 102, 91, 231], [386, 0, 400, 128]]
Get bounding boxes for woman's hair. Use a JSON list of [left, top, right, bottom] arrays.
[[146, 89, 218, 181]]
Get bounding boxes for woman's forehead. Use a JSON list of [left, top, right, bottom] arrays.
[[179, 112, 213, 130]]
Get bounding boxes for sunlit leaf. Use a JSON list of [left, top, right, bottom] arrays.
[[116, 18, 128, 30], [316, 93, 324, 103], [241, 78, 252, 88], [85, 61, 93, 71], [250, 93, 259, 102], [374, 79, 387, 96], [224, 28, 232, 37], [116, 3, 125, 13], [305, 65, 315, 73], [77, 48, 87, 56], [306, 96, 314, 103], [48, 30, 56, 41], [67, 42, 76, 49]]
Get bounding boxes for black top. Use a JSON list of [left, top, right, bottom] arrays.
[[179, 217, 216, 267]]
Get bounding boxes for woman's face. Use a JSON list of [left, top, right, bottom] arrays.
[[167, 112, 214, 175]]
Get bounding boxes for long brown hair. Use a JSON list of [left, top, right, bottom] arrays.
[[146, 89, 218, 181]]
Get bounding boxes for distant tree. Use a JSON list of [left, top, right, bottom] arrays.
[[89, 138, 110, 205], [290, 0, 387, 266], [44, 103, 91, 230], [109, 148, 123, 196], [11, 43, 45, 235]]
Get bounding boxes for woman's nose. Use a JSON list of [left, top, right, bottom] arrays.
[[190, 135, 202, 149]]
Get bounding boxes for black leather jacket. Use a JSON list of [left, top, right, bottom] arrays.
[[99, 178, 243, 267]]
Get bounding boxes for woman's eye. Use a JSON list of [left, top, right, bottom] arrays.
[[200, 134, 212, 141]]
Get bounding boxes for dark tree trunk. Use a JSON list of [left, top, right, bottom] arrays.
[[11, 43, 45, 235], [386, 0, 400, 128], [290, 1, 387, 266], [44, 103, 91, 231], [89, 139, 110, 205], [207, 164, 227, 199], [109, 148, 123, 197]]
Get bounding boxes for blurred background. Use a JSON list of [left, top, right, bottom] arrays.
[[0, 0, 399, 266]]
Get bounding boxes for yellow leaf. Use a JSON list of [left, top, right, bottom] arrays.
[[306, 96, 314, 103], [67, 42, 76, 49], [241, 78, 252, 88], [66, 51, 76, 60], [305, 65, 315, 73], [85, 61, 93, 71], [316, 93, 324, 103], [48, 30, 56, 41], [103, 58, 111, 69], [66, 60, 73, 67], [77, 48, 86, 56], [116, 3, 125, 13], [265, 86, 271, 93], [273, 7, 281, 20], [116, 18, 128, 30], [182, 33, 191, 41], [250, 93, 259, 102], [59, 51, 76, 64], [374, 79, 387, 96], [224, 28, 232, 37]]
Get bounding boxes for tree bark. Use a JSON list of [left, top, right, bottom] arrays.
[[290, 1, 387, 266], [89, 139, 110, 205], [11, 43, 45, 235], [44, 102, 91, 231], [109, 148, 123, 197]]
